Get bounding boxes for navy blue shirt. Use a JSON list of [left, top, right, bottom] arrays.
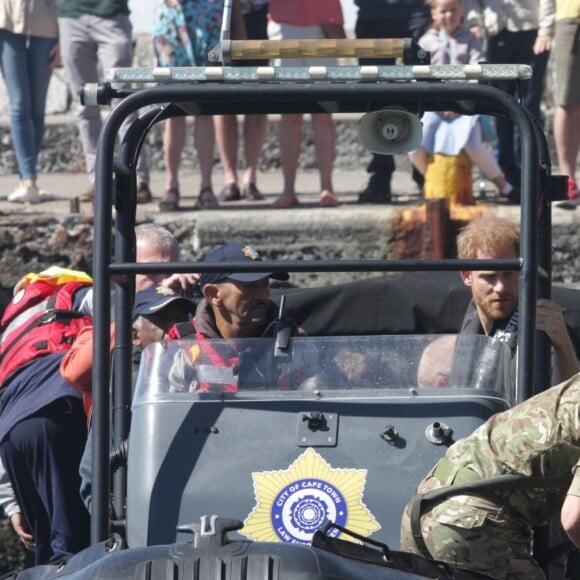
[[0, 353, 81, 443]]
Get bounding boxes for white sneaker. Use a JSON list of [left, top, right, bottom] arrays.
[[8, 182, 40, 203]]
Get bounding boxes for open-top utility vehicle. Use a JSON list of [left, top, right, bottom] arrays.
[[8, 21, 579, 580]]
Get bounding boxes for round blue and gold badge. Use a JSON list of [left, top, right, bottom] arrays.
[[242, 448, 380, 544]]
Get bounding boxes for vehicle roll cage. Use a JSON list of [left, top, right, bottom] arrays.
[[89, 64, 556, 545]]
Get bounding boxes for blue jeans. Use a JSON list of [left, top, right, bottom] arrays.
[[0, 31, 56, 180]]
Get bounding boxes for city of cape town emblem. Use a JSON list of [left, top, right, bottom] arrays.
[[242, 448, 380, 544]]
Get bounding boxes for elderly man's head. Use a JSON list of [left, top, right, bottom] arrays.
[[135, 224, 180, 291], [417, 335, 457, 388], [200, 243, 288, 339]]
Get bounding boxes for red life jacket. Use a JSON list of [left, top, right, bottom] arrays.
[[167, 321, 238, 392], [0, 280, 93, 388], [166, 322, 297, 392]]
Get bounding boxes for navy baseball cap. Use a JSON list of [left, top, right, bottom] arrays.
[[132, 284, 195, 320], [199, 243, 289, 289]]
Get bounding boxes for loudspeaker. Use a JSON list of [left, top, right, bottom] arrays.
[[358, 108, 422, 154]]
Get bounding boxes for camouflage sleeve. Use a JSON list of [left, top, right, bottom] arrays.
[[568, 463, 580, 497]]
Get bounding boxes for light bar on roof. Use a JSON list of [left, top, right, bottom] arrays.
[[105, 64, 532, 84]]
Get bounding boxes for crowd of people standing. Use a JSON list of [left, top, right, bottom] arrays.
[[0, 0, 578, 209]]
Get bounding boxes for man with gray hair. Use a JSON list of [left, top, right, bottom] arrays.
[[134, 223, 198, 293]]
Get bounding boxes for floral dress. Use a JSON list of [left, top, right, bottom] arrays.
[[152, 0, 224, 67]]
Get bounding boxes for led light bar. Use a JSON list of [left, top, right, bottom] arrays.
[[104, 64, 532, 84]]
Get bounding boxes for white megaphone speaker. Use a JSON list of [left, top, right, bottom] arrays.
[[358, 108, 422, 154]]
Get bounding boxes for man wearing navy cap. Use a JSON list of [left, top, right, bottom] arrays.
[[164, 243, 296, 393], [62, 284, 196, 422], [194, 243, 289, 340], [131, 284, 196, 346]]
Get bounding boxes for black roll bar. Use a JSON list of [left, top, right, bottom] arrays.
[[91, 80, 547, 544]]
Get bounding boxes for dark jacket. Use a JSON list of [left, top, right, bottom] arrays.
[[56, 0, 129, 19], [355, 0, 430, 20]]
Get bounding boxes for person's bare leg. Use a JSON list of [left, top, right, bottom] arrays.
[[164, 117, 186, 192], [409, 148, 429, 175], [311, 113, 339, 206], [274, 114, 302, 207], [464, 144, 512, 196], [159, 117, 185, 209], [194, 115, 219, 208], [195, 115, 216, 191], [554, 105, 580, 193], [243, 114, 268, 187], [214, 114, 239, 187]]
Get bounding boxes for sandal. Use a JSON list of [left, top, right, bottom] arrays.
[[196, 186, 219, 209], [137, 182, 153, 204], [320, 190, 340, 207], [242, 182, 264, 201], [159, 187, 179, 212], [218, 183, 241, 202], [273, 193, 299, 208]]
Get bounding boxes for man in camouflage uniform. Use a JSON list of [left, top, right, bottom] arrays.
[[400, 374, 580, 579]]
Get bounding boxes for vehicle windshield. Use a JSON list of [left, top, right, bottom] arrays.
[[133, 334, 514, 407]]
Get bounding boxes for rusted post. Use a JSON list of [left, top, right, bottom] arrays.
[[423, 199, 449, 259]]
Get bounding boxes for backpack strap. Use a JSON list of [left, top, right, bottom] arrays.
[[0, 291, 85, 363], [410, 459, 572, 558], [0, 281, 91, 387]]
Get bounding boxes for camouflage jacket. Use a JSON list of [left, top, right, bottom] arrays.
[[444, 374, 580, 525]]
